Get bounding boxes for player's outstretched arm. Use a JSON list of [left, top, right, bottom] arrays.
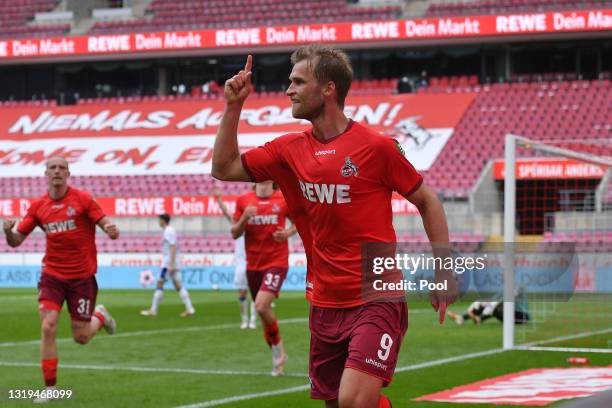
[[213, 188, 233, 223], [212, 55, 253, 182], [407, 184, 458, 323], [97, 217, 120, 240], [231, 205, 256, 239], [3, 219, 27, 247]]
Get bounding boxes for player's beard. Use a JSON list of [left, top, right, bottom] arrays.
[[292, 96, 325, 122]]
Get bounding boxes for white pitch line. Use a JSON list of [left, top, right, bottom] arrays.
[[0, 317, 309, 348], [0, 361, 308, 378], [0, 311, 434, 348], [172, 327, 612, 407], [521, 327, 612, 348], [174, 348, 507, 408], [395, 347, 505, 373], [522, 346, 612, 353], [0, 295, 36, 301], [175, 385, 312, 408]]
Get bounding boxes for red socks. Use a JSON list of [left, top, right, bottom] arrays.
[[94, 310, 106, 330], [42, 358, 57, 387], [263, 320, 280, 347], [378, 395, 392, 408]]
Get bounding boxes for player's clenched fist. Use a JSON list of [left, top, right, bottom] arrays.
[[3, 219, 16, 233], [224, 55, 253, 105], [243, 205, 257, 219], [103, 223, 120, 240]]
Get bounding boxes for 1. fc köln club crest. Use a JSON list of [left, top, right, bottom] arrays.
[[340, 157, 358, 177]]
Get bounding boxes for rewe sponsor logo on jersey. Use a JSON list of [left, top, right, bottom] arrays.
[[365, 358, 387, 371], [340, 157, 358, 177], [314, 149, 336, 156], [299, 180, 351, 204], [248, 214, 279, 225], [43, 219, 77, 234]]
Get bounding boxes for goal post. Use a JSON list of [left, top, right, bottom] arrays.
[[503, 134, 612, 352]]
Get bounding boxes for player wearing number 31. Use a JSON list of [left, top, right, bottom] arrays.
[[232, 181, 296, 376], [2, 155, 118, 403], [213, 44, 458, 407]]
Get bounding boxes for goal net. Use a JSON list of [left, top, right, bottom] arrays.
[[503, 135, 612, 353]]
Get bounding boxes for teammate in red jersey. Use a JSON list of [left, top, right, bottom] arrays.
[[232, 181, 296, 376], [2, 155, 119, 401], [212, 45, 457, 407]]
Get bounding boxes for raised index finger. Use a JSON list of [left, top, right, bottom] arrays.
[[244, 55, 252, 73]]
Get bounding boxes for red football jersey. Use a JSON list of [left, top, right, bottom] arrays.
[[242, 120, 423, 308], [240, 157, 314, 299], [234, 190, 290, 271], [17, 187, 106, 279]]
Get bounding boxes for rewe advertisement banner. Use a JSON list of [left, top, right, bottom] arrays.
[[0, 9, 609, 61], [0, 93, 475, 176], [0, 193, 419, 217]]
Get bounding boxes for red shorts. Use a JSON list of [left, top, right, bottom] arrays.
[[38, 273, 98, 322], [246, 267, 288, 300], [308, 301, 408, 400]]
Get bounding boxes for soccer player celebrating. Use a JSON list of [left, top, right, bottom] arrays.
[[232, 181, 296, 376], [213, 188, 257, 329], [2, 155, 119, 401], [212, 45, 457, 407]]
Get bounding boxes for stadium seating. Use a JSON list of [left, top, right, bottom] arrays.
[[0, 0, 70, 39], [1, 78, 608, 200], [0, 231, 231, 253], [0, 231, 486, 253], [423, 78, 612, 197], [0, 174, 252, 198], [541, 231, 612, 253], [425, 0, 612, 18], [89, 0, 402, 34], [0, 99, 57, 108]]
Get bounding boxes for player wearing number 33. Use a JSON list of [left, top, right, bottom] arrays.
[[213, 44, 458, 408], [232, 181, 297, 376], [2, 155, 118, 403]]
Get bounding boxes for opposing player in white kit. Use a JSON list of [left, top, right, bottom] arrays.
[[214, 188, 256, 329], [141, 213, 196, 317]]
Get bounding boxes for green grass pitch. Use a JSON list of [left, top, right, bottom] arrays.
[[0, 289, 610, 407]]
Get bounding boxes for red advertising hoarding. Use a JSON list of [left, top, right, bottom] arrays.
[[0, 193, 418, 217], [493, 159, 606, 180], [0, 9, 609, 61], [0, 93, 475, 176]]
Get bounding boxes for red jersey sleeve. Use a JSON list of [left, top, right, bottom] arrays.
[[241, 138, 286, 183], [80, 192, 106, 223], [233, 195, 244, 222], [16, 200, 40, 235], [379, 138, 423, 197]]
